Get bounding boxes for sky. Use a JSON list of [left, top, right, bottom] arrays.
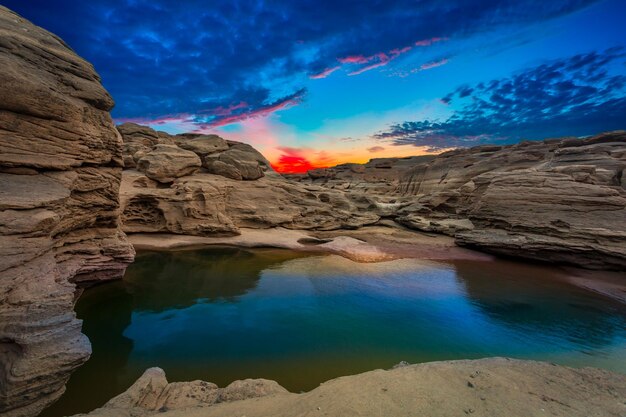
[[4, 0, 626, 173]]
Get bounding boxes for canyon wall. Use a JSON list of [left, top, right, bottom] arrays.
[[397, 132, 626, 269], [0, 7, 134, 417], [117, 123, 381, 235]]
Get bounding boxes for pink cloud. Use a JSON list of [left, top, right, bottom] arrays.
[[414, 37, 448, 46], [340, 43, 426, 76], [203, 94, 303, 128], [209, 101, 248, 116], [310, 65, 341, 79], [348, 60, 390, 75], [338, 55, 370, 64], [419, 58, 449, 71], [115, 113, 194, 125]]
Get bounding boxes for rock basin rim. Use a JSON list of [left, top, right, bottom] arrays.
[[0, 4, 625, 417]]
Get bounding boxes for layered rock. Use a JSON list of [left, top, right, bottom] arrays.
[[136, 144, 201, 183], [287, 155, 436, 194], [0, 7, 134, 417], [118, 123, 275, 182], [118, 126, 380, 236], [396, 132, 626, 269]]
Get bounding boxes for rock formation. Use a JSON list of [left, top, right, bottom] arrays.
[[396, 132, 626, 270], [117, 125, 380, 236], [0, 6, 134, 417], [79, 367, 287, 415], [77, 358, 626, 417], [118, 123, 626, 270], [286, 155, 436, 194]]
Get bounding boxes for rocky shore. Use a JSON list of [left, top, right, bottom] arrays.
[[0, 5, 625, 417], [0, 7, 134, 417], [76, 358, 626, 417]]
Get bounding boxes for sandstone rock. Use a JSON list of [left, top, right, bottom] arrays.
[[397, 132, 626, 270], [76, 359, 626, 417], [116, 123, 174, 168], [0, 6, 134, 417], [91, 367, 287, 414], [119, 170, 380, 236], [174, 133, 229, 155], [136, 144, 201, 183], [308, 168, 335, 179], [203, 159, 243, 180], [204, 144, 270, 180]]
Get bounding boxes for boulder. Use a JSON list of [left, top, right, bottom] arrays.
[[174, 133, 229, 155], [136, 144, 201, 183], [117, 123, 174, 168], [80, 367, 287, 415]]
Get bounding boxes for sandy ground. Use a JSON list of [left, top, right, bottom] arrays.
[[128, 226, 493, 262], [77, 358, 626, 417]]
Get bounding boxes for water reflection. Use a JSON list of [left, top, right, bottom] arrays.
[[454, 260, 625, 349], [42, 249, 626, 417]]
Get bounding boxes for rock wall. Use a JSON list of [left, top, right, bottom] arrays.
[[397, 132, 626, 269], [117, 125, 381, 235], [0, 7, 134, 417]]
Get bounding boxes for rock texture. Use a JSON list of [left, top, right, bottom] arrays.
[[136, 144, 201, 183], [0, 7, 134, 417], [396, 132, 626, 270], [118, 126, 380, 236], [76, 358, 626, 417], [81, 367, 287, 414], [118, 124, 626, 270], [286, 155, 436, 194]]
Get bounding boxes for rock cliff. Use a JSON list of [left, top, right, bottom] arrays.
[[118, 124, 626, 270], [396, 132, 626, 269], [0, 6, 134, 417], [117, 124, 380, 236]]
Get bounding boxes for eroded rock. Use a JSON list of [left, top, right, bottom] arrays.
[[397, 132, 626, 269], [136, 144, 201, 183], [0, 6, 134, 417]]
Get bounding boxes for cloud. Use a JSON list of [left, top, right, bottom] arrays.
[[375, 49, 626, 150], [367, 146, 385, 153], [3, 0, 603, 128], [419, 58, 449, 71], [272, 147, 335, 173], [310, 66, 341, 79]]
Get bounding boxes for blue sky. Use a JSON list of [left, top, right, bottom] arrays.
[[4, 0, 625, 171]]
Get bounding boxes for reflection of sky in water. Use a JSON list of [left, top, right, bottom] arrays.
[[43, 248, 626, 417], [124, 253, 626, 375]]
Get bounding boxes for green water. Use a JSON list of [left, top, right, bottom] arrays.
[[43, 248, 626, 416]]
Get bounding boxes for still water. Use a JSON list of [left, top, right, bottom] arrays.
[[43, 248, 626, 416]]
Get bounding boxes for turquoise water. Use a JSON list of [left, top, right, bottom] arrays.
[[43, 248, 626, 416]]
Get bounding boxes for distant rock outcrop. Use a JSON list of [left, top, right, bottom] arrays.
[[396, 132, 626, 269], [117, 126, 380, 236], [0, 7, 134, 417]]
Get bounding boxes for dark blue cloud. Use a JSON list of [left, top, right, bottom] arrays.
[[375, 48, 626, 150], [2, 0, 603, 124]]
